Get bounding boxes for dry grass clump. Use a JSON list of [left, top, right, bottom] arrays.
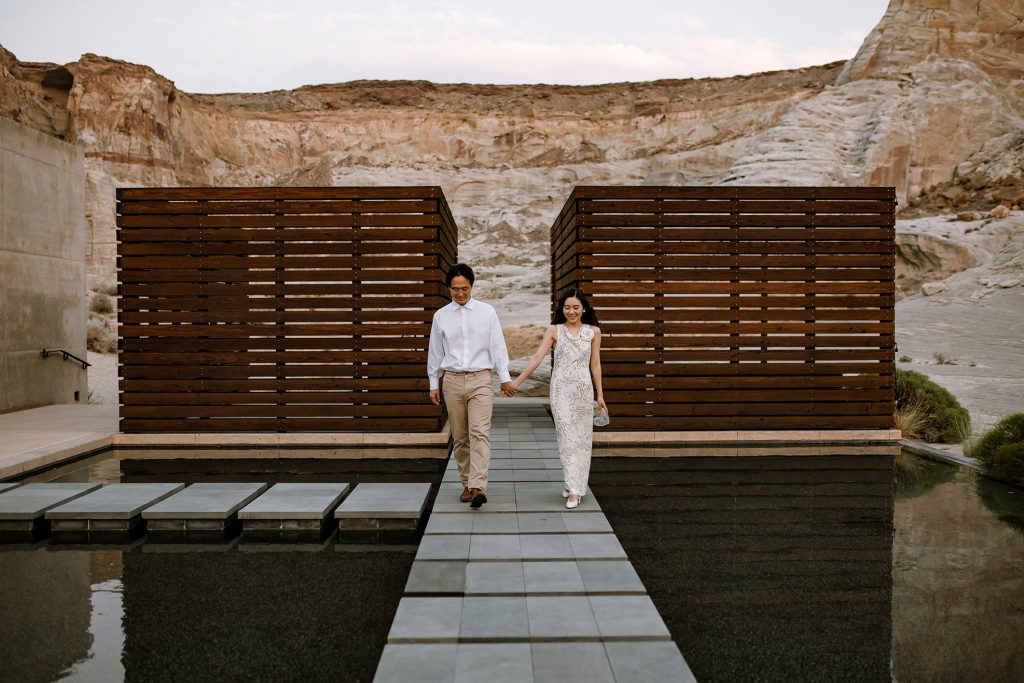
[[86, 312, 117, 353]]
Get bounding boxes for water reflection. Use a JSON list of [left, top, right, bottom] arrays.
[[591, 451, 895, 683], [59, 579, 125, 682], [892, 460, 1024, 682]]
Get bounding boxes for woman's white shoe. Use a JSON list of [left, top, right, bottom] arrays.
[[562, 487, 570, 498], [566, 494, 581, 509]]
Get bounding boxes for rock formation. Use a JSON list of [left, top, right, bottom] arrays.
[[3, 0, 1024, 419]]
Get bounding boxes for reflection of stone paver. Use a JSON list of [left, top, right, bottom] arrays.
[[375, 404, 696, 682]]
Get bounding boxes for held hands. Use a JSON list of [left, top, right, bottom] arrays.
[[501, 381, 518, 397]]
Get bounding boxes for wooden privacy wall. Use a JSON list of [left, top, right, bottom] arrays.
[[551, 186, 896, 431], [116, 187, 457, 433]]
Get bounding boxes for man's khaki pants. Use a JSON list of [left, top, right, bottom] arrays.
[[441, 369, 493, 491]]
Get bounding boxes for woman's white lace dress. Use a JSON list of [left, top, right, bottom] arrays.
[[550, 324, 594, 496]]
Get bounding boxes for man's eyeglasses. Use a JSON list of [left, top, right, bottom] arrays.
[[450, 286, 472, 293]]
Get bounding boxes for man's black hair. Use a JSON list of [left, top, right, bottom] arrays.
[[445, 263, 476, 286]]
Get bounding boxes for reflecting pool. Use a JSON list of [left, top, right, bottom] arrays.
[[591, 450, 1024, 683]]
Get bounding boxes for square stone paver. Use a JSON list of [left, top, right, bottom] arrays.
[[523, 562, 585, 594], [472, 514, 518, 534], [46, 483, 185, 519], [453, 643, 533, 683], [405, 561, 467, 595], [417, 534, 471, 560], [460, 596, 529, 640], [335, 483, 431, 518], [604, 642, 697, 682], [0, 483, 102, 519], [143, 483, 268, 519], [465, 561, 525, 595], [561, 513, 612, 533], [568, 534, 626, 560], [516, 513, 566, 533], [531, 642, 615, 683], [388, 597, 463, 643], [525, 596, 599, 640], [589, 596, 671, 640], [577, 561, 646, 594], [374, 644, 457, 683], [469, 534, 522, 560], [238, 483, 350, 520], [520, 534, 574, 560], [425, 513, 474, 534]]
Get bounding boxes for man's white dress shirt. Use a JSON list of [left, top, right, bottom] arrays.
[[427, 298, 511, 390]]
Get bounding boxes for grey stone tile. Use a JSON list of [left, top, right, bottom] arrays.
[[144, 483, 268, 520], [511, 470, 549, 482], [561, 513, 612, 533], [460, 597, 529, 640], [0, 483, 101, 519], [453, 644, 533, 683], [531, 643, 615, 683], [472, 514, 519, 534], [425, 513, 474, 534], [469, 534, 522, 560], [604, 642, 697, 683], [488, 470, 515, 482], [405, 561, 467, 595], [237, 483, 351, 520], [577, 561, 646, 594], [388, 597, 463, 643], [520, 534, 574, 560], [526, 596, 599, 640], [465, 561, 525, 595], [509, 442, 540, 450], [569, 534, 626, 560], [516, 513, 566, 533], [0, 483, 22, 494], [589, 596, 670, 639], [374, 644, 457, 683], [489, 459, 515, 470], [46, 483, 185, 520], [335, 483, 431, 518], [417, 534, 471, 560], [522, 562, 585, 594]]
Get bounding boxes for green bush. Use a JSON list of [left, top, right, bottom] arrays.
[[969, 413, 1024, 481], [894, 369, 969, 443]]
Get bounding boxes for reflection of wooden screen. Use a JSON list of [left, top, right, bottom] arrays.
[[116, 187, 457, 433], [552, 187, 896, 431]]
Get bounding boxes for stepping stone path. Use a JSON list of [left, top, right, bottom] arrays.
[[144, 482, 269, 542], [46, 483, 185, 543], [0, 482, 101, 541], [238, 482, 352, 542], [336, 482, 433, 542], [375, 403, 696, 682]]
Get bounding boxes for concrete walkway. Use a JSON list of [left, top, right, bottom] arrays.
[[374, 403, 696, 683], [0, 404, 117, 479]]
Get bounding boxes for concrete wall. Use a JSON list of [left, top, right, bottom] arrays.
[[1, 118, 87, 412]]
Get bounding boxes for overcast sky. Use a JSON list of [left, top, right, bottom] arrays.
[[1, 0, 889, 93]]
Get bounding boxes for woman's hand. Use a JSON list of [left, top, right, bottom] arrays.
[[596, 395, 608, 414]]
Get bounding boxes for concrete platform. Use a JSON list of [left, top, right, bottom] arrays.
[[0, 482, 22, 494], [46, 482, 185, 543], [0, 482, 102, 542], [375, 403, 696, 682], [239, 482, 352, 542], [336, 483, 433, 541], [143, 483, 269, 542]]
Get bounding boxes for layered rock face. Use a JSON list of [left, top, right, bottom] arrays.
[[1, 0, 1022, 311]]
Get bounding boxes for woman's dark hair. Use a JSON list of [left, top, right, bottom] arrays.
[[445, 263, 475, 286], [555, 289, 599, 326]]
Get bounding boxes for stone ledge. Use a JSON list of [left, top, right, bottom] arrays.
[[594, 429, 902, 450]]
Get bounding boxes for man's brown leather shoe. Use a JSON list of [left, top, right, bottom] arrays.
[[459, 486, 473, 503], [469, 488, 487, 508]]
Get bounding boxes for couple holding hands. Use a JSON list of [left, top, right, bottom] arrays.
[[427, 263, 607, 510]]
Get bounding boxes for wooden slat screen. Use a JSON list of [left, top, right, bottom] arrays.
[[116, 187, 457, 433], [551, 186, 896, 431]]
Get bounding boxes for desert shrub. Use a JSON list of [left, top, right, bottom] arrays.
[[98, 282, 119, 297], [894, 369, 969, 443], [90, 292, 114, 314], [86, 314, 117, 354], [969, 413, 1024, 481]]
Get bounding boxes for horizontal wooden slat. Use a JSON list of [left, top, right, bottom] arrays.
[[118, 186, 456, 433], [553, 186, 896, 432]]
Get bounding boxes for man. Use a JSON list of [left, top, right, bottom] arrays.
[[428, 263, 516, 508]]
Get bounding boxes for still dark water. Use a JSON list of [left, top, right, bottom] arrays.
[[1, 451, 1022, 682], [591, 451, 1024, 683]]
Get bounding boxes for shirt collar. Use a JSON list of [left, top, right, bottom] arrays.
[[454, 297, 476, 310]]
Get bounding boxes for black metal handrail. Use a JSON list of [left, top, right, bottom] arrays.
[[41, 348, 91, 369]]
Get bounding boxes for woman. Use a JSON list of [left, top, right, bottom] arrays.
[[512, 289, 607, 509]]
